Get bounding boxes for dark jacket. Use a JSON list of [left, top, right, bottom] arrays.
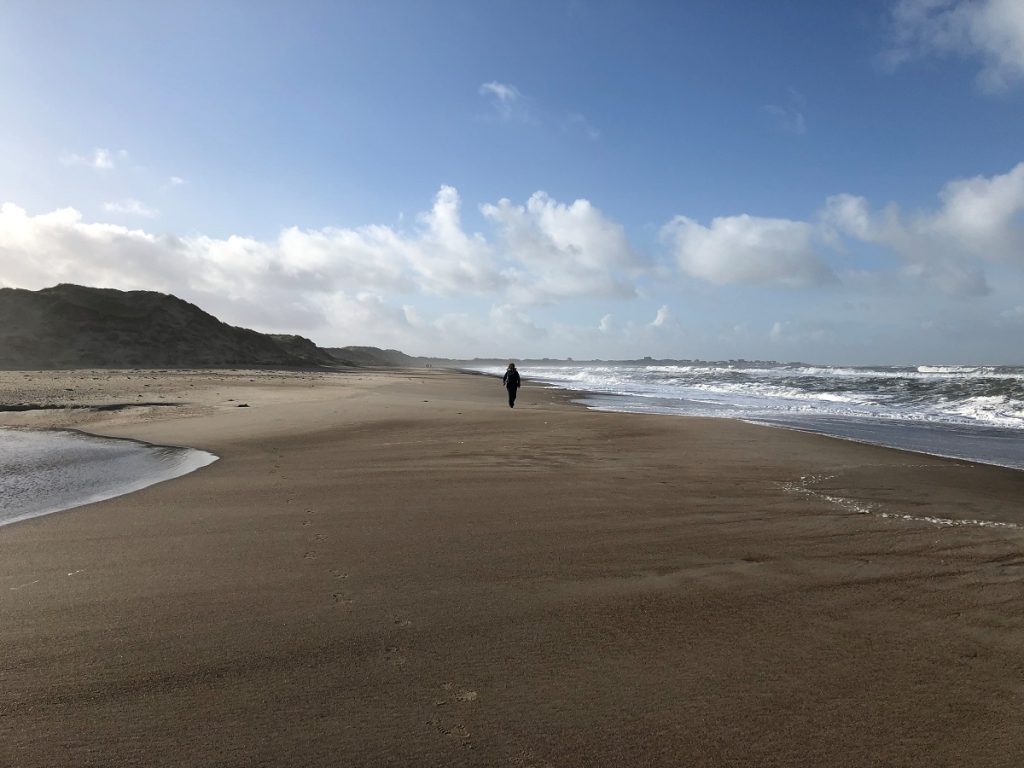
[[503, 369, 521, 389]]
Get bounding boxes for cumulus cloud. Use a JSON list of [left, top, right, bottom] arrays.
[[0, 194, 479, 333], [187, 186, 503, 308], [0, 186, 649, 344], [661, 213, 832, 287], [482, 191, 645, 302], [0, 203, 181, 292], [887, 0, 1024, 92], [650, 305, 672, 328], [314, 290, 421, 346], [9, 163, 1022, 357], [488, 303, 547, 341], [410, 185, 501, 294], [663, 162, 1024, 295], [103, 199, 160, 218], [929, 161, 1024, 256], [822, 161, 1024, 294]]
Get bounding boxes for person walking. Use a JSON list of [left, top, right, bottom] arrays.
[[502, 362, 521, 408]]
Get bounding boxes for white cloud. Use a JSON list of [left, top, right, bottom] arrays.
[[822, 161, 1024, 294], [0, 203, 179, 292], [820, 193, 875, 242], [764, 88, 807, 135], [482, 191, 645, 302], [930, 161, 1024, 256], [169, 176, 185, 186], [103, 199, 160, 218], [0, 187, 649, 345], [410, 185, 502, 294], [60, 148, 120, 170], [661, 213, 832, 287], [488, 303, 547, 341], [479, 81, 519, 103], [8, 165, 1024, 358], [664, 159, 1024, 296], [888, 0, 1024, 92], [650, 305, 671, 328], [479, 83, 601, 139], [479, 81, 525, 120], [315, 290, 420, 346], [903, 259, 990, 296]]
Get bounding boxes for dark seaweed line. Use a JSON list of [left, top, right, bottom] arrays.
[[0, 402, 183, 412]]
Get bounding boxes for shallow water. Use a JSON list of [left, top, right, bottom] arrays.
[[0, 427, 218, 526], [565, 393, 1024, 471]]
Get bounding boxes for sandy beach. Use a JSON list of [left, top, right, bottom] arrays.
[[2, 368, 1023, 767]]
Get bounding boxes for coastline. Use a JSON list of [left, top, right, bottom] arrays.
[[3, 368, 1024, 766], [469, 365, 1024, 473]]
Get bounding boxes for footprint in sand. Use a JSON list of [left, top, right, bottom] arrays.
[[329, 569, 349, 580], [383, 646, 407, 667], [435, 682, 479, 706], [508, 751, 553, 767], [303, 550, 317, 560], [332, 593, 355, 607], [428, 717, 471, 740], [313, 533, 327, 542]]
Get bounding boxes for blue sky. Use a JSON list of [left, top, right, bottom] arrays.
[[2, 0, 1023, 363]]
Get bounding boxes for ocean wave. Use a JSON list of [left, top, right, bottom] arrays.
[[473, 361, 1024, 432], [918, 365, 987, 374], [470, 361, 1024, 469]]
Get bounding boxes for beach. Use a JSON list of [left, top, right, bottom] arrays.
[[2, 368, 1023, 767]]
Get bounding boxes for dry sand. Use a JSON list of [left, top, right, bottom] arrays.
[[2, 368, 1023, 767]]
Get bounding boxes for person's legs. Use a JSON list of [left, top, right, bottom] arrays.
[[507, 387, 516, 408]]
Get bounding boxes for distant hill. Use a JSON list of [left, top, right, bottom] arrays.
[[267, 334, 340, 367], [0, 284, 339, 369], [325, 346, 425, 367]]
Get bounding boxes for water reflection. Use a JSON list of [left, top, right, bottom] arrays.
[[0, 428, 218, 526]]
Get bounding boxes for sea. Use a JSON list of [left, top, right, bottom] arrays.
[[0, 428, 218, 527], [472, 362, 1024, 471]]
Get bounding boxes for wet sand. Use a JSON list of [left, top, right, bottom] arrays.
[[2, 368, 1023, 767]]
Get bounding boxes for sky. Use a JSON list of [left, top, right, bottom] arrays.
[[1, 0, 1023, 364]]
